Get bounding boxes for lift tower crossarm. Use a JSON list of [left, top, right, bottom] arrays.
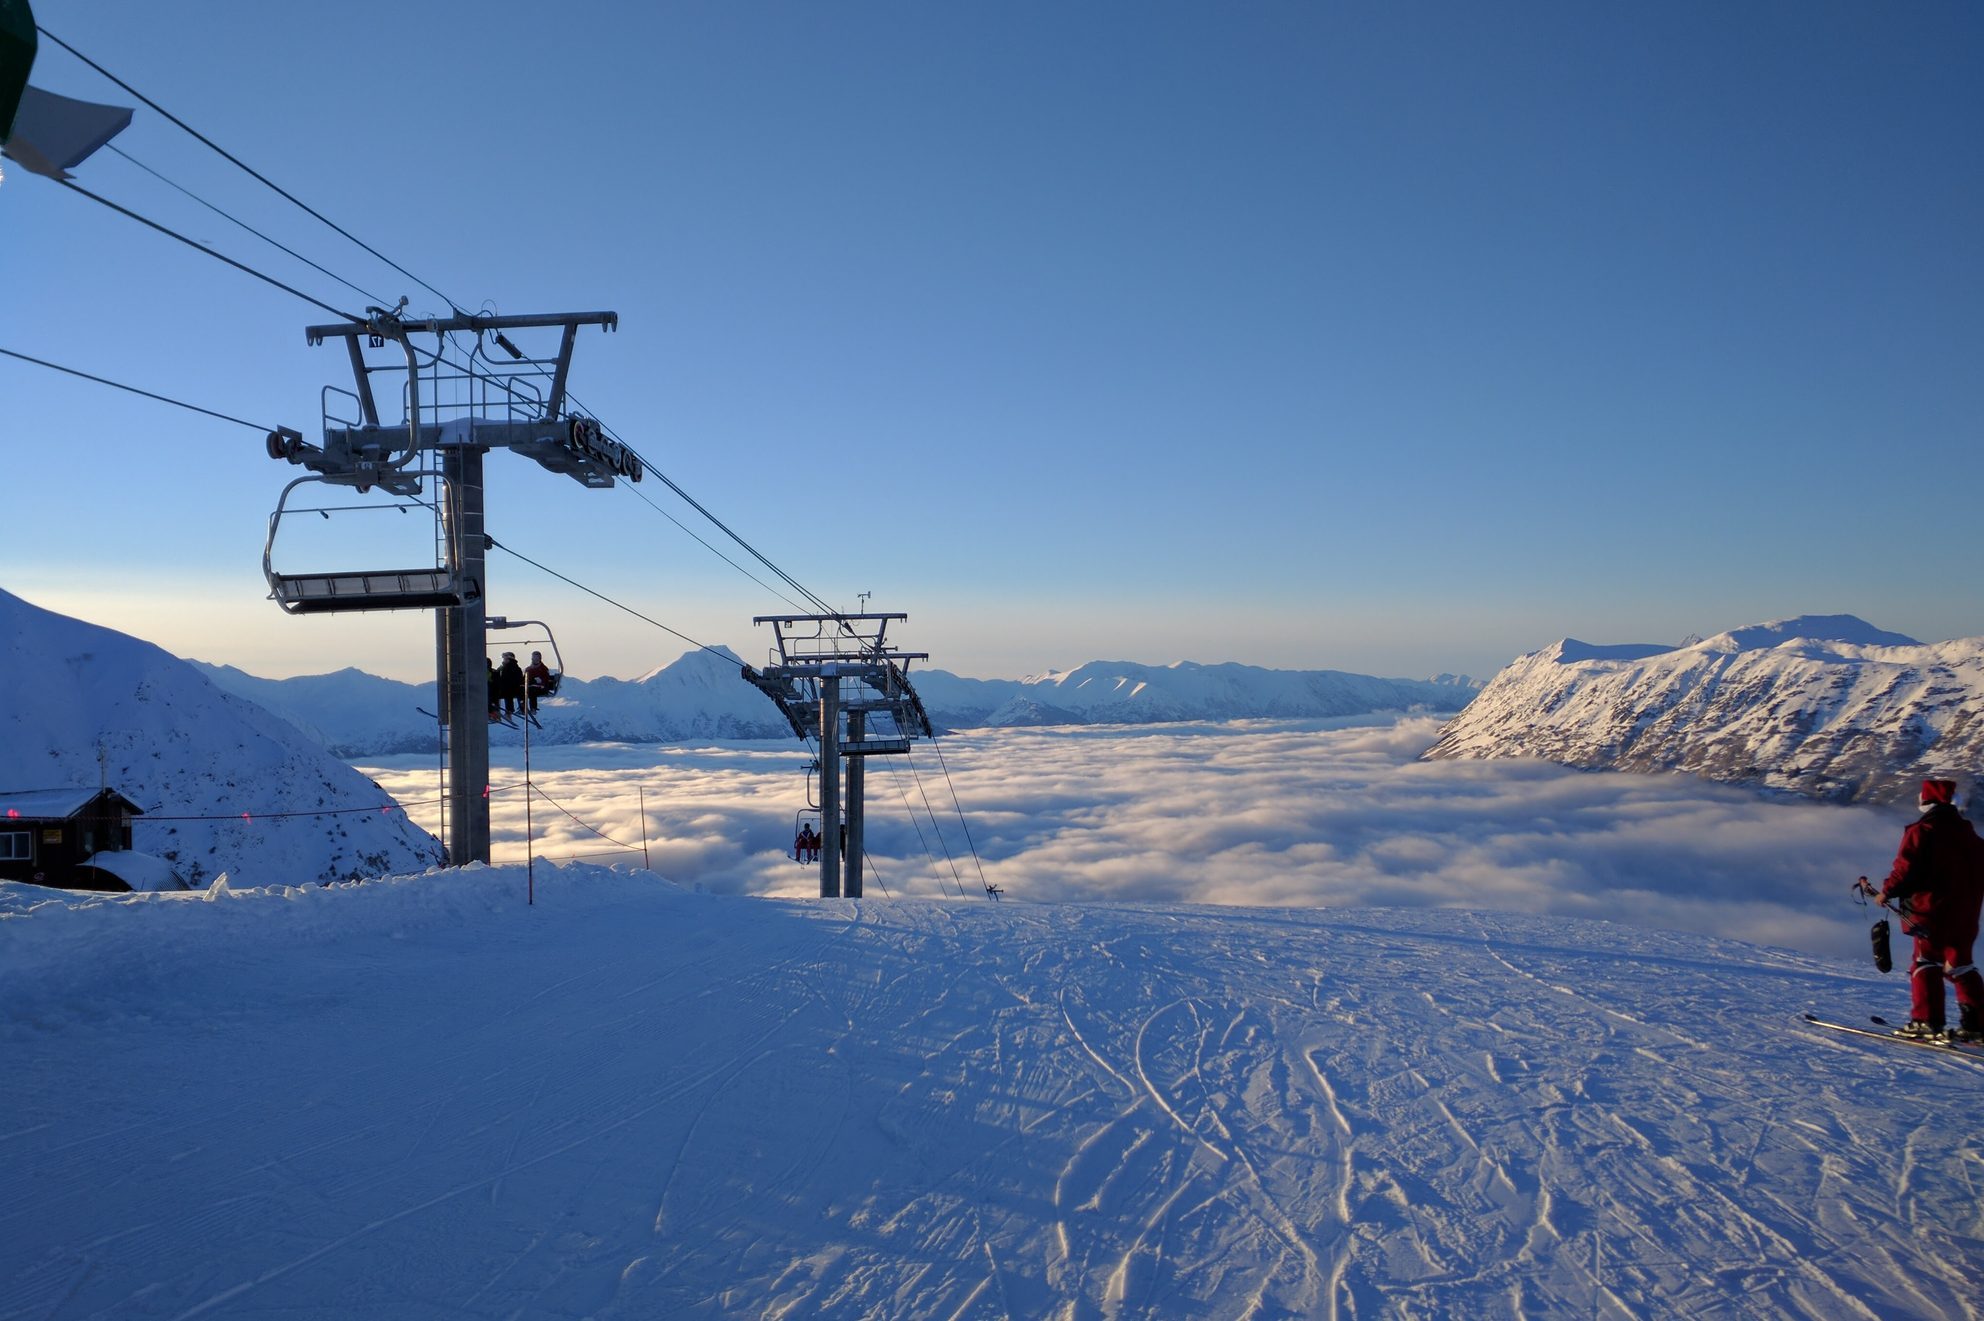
[[304, 311, 619, 344], [305, 311, 618, 429]]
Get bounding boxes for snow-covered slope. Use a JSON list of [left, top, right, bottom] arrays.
[[1425, 614, 1984, 804], [0, 589, 443, 887], [2, 868, 1977, 1318], [200, 654, 1479, 756]]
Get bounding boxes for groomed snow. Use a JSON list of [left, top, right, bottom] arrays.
[[4, 866, 1980, 1318]]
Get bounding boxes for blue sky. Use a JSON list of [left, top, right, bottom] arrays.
[[3, 2, 1978, 683]]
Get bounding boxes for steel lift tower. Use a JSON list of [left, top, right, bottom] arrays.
[[261, 305, 635, 865], [743, 614, 936, 898]]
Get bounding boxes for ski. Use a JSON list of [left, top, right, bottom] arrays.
[[1802, 1013, 1984, 1060], [418, 706, 521, 729]]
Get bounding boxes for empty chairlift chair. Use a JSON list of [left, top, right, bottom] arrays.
[[262, 470, 472, 615]]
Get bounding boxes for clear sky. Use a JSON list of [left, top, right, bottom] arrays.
[[3, 1, 1978, 684]]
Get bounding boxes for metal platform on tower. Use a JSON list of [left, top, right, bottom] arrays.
[[742, 612, 936, 898]]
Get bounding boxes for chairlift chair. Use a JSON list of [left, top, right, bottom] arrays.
[[487, 616, 565, 706], [793, 808, 823, 864], [262, 471, 470, 615]]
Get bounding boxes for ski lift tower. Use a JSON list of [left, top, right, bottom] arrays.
[[263, 305, 637, 865], [743, 613, 936, 898]]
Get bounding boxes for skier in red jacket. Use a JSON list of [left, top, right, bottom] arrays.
[[1876, 778, 1984, 1041]]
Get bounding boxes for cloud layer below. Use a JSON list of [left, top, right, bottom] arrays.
[[358, 717, 1906, 963]]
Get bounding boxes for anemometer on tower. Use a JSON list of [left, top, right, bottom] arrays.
[[261, 304, 632, 865]]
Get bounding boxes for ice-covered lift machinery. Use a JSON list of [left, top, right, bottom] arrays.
[[742, 613, 935, 898], [261, 306, 634, 865]]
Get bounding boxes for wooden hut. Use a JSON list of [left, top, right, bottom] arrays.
[[0, 786, 152, 891]]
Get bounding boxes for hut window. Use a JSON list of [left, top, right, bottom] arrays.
[[0, 832, 30, 861]]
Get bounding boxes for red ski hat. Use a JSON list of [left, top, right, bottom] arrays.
[[1920, 778, 1957, 805]]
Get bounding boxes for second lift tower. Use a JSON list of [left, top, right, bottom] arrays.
[[742, 613, 936, 898]]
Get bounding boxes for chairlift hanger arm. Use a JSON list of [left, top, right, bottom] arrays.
[[485, 616, 564, 676]]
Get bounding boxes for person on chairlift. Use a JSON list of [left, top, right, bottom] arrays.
[[524, 651, 554, 713], [495, 652, 527, 718]]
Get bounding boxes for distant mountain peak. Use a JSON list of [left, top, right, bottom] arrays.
[[1430, 618, 1978, 805], [1696, 614, 1920, 653]]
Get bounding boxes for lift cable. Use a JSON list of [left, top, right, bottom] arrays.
[[632, 455, 837, 617], [918, 735, 996, 897], [42, 29, 853, 649], [0, 347, 276, 432], [36, 24, 465, 316], [879, 756, 968, 899], [485, 535, 738, 668], [103, 143, 393, 310], [622, 481, 821, 619], [52, 175, 360, 323], [138, 799, 440, 822], [524, 783, 644, 855], [423, 333, 850, 641], [530, 847, 642, 865], [564, 395, 844, 621], [405, 345, 821, 621], [866, 746, 955, 897], [864, 855, 894, 899], [893, 750, 973, 899]]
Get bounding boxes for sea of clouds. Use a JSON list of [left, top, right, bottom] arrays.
[[356, 716, 1906, 963]]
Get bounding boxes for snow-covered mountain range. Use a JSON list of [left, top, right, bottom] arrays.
[[0, 589, 444, 887], [1425, 614, 1984, 805], [919, 659, 1478, 728], [194, 653, 1481, 757]]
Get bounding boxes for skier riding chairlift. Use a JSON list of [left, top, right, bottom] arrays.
[[794, 812, 822, 864]]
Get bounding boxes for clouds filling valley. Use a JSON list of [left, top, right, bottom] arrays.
[[360, 717, 1902, 963]]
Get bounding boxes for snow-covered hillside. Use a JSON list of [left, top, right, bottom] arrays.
[[3, 868, 1978, 1318], [1425, 615, 1984, 805], [0, 589, 443, 887], [198, 653, 1479, 757]]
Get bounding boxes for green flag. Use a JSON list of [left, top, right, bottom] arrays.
[[0, 0, 33, 144]]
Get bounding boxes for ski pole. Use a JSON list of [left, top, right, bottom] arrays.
[[1853, 876, 1894, 973]]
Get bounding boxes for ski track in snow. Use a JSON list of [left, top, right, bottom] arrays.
[[3, 870, 1983, 1319]]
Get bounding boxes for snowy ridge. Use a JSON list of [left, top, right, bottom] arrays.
[[2, 866, 1978, 1317], [197, 653, 1480, 755], [1425, 614, 1984, 804], [0, 589, 443, 887], [984, 658, 1474, 727]]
